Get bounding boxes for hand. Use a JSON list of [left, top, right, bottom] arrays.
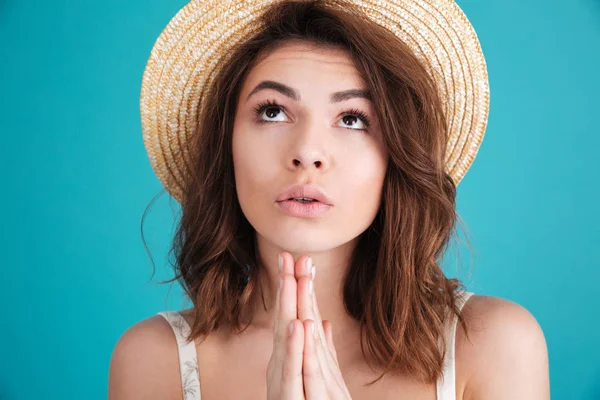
[[266, 252, 305, 400], [292, 254, 352, 400]]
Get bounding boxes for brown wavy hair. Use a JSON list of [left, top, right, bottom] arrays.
[[144, 0, 473, 386]]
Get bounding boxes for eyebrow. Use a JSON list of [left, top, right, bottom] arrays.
[[245, 80, 372, 103]]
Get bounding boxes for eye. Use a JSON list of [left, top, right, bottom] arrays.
[[252, 100, 372, 132], [337, 109, 371, 131], [253, 100, 288, 123]]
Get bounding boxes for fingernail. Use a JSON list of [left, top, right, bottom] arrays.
[[289, 321, 295, 337], [305, 257, 312, 274], [278, 254, 283, 272], [309, 280, 313, 295], [311, 265, 315, 280]]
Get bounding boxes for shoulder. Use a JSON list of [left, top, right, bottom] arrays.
[[456, 294, 550, 400], [108, 314, 183, 400]]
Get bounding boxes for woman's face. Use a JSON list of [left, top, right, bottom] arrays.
[[232, 40, 388, 253]]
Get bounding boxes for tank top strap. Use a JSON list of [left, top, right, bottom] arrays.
[[158, 311, 202, 400], [436, 290, 475, 400]]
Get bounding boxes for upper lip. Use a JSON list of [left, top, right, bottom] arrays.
[[276, 184, 333, 206]]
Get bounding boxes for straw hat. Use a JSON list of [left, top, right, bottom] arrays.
[[140, 0, 490, 203]]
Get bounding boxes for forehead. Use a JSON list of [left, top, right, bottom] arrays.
[[245, 40, 365, 85]]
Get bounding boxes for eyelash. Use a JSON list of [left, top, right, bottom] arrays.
[[252, 99, 372, 131]]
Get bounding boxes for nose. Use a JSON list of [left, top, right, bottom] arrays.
[[288, 149, 330, 172], [287, 122, 330, 172]]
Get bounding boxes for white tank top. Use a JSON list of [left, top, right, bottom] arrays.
[[158, 291, 474, 400]]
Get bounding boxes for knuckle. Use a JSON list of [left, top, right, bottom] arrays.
[[280, 364, 296, 382], [304, 319, 314, 331], [266, 360, 280, 381], [303, 365, 322, 380], [286, 339, 301, 358], [315, 331, 324, 346], [273, 331, 284, 345], [300, 275, 311, 288]]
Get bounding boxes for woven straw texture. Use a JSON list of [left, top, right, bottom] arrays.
[[140, 0, 490, 203]]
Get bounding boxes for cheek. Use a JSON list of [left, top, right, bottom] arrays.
[[344, 164, 385, 207], [336, 152, 387, 221], [232, 129, 277, 211]]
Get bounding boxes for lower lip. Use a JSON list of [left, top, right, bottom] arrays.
[[276, 200, 332, 218]]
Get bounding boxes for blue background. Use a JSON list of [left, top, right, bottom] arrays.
[[1, 0, 599, 398]]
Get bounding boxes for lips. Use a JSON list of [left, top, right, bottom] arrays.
[[276, 198, 332, 218], [276, 184, 333, 206]]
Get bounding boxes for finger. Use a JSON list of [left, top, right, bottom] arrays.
[[296, 273, 314, 322], [281, 319, 305, 399], [273, 254, 298, 370], [274, 253, 296, 336], [296, 261, 332, 378], [302, 320, 327, 397], [306, 267, 330, 362], [275, 273, 297, 351], [321, 320, 350, 398], [273, 264, 282, 336], [270, 254, 300, 398], [281, 252, 295, 275], [280, 254, 297, 332], [322, 320, 339, 365], [296, 256, 316, 323], [267, 271, 283, 395], [294, 255, 313, 280]]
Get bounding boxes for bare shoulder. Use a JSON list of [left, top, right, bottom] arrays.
[[456, 294, 550, 400], [108, 314, 182, 400]]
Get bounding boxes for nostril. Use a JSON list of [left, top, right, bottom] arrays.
[[291, 159, 323, 168]]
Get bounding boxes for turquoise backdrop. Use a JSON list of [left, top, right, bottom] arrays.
[[1, 0, 599, 398]]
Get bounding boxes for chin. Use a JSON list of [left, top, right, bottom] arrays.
[[272, 229, 331, 252], [245, 206, 370, 254], [263, 225, 357, 255]]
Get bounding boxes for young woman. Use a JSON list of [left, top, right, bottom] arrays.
[[109, 1, 550, 399]]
